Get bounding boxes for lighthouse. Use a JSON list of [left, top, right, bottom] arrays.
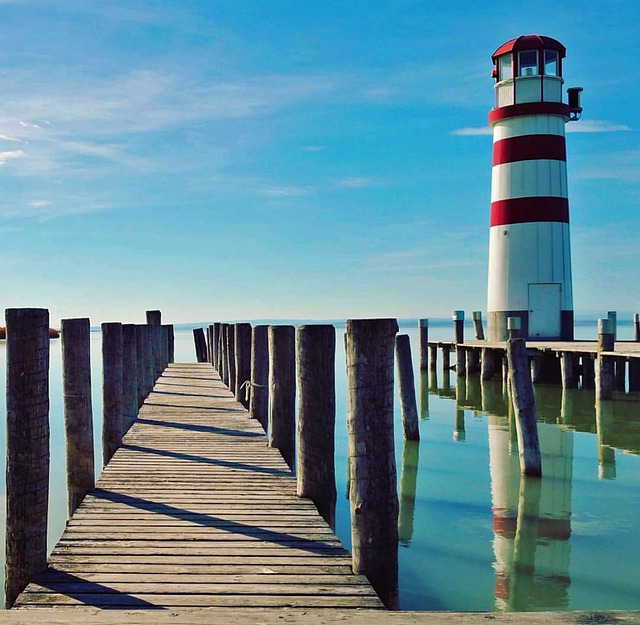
[[486, 35, 582, 341]]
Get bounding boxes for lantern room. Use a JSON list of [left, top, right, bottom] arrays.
[[491, 34, 566, 108]]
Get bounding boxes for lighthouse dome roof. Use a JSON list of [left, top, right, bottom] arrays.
[[492, 34, 566, 61]]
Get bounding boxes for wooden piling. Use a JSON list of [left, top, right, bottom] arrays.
[[61, 318, 95, 519], [395, 334, 419, 441], [146, 310, 162, 326], [442, 345, 451, 371], [596, 318, 615, 401], [122, 324, 138, 432], [429, 344, 437, 371], [249, 325, 269, 430], [472, 310, 485, 340], [193, 327, 208, 363], [220, 323, 229, 386], [418, 319, 429, 370], [453, 310, 465, 375], [608, 310, 617, 341], [234, 322, 252, 408], [166, 324, 174, 364], [102, 322, 123, 466], [634, 313, 640, 342], [4, 308, 50, 609], [465, 348, 480, 375], [227, 324, 237, 393], [296, 324, 336, 527], [207, 325, 214, 364], [481, 347, 496, 380], [213, 322, 221, 370], [345, 318, 399, 610], [506, 337, 542, 477], [560, 352, 578, 390], [629, 358, 640, 393], [268, 325, 296, 470], [581, 354, 595, 390], [614, 357, 626, 392], [140, 324, 154, 401]]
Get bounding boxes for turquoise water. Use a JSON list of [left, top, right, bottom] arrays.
[[1, 321, 639, 611]]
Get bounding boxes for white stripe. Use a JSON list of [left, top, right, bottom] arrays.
[[491, 160, 568, 202], [493, 115, 566, 141]]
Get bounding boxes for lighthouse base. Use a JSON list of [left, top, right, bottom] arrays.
[[487, 310, 574, 342]]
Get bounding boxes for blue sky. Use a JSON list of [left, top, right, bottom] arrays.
[[0, 0, 638, 324]]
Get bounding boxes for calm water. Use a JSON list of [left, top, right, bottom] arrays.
[[1, 321, 639, 611]]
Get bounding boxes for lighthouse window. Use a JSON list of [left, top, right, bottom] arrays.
[[497, 54, 513, 81], [518, 50, 538, 76], [544, 50, 559, 76]]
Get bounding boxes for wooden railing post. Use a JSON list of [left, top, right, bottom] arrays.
[[268, 325, 296, 470], [4, 308, 50, 609], [213, 322, 221, 370], [395, 334, 419, 441], [472, 310, 485, 340], [345, 318, 399, 610], [296, 324, 336, 528], [220, 323, 229, 385], [250, 325, 269, 430], [102, 322, 123, 466], [61, 317, 95, 519], [227, 324, 236, 392], [234, 322, 252, 408]]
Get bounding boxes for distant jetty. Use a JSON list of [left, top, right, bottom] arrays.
[[0, 326, 60, 339]]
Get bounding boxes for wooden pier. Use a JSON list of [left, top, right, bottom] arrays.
[[13, 363, 382, 611]]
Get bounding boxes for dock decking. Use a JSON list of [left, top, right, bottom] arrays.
[[14, 363, 382, 610]]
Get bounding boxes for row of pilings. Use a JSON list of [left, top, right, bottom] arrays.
[[3, 308, 173, 609], [194, 318, 429, 609]]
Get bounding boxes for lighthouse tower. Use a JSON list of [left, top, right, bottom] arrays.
[[486, 35, 582, 341]]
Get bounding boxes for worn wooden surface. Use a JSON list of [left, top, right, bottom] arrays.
[[14, 363, 381, 611], [2, 608, 640, 623]]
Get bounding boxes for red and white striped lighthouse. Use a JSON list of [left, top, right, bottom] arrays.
[[486, 35, 582, 341]]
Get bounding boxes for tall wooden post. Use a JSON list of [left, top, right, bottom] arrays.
[[102, 322, 123, 466], [193, 328, 207, 363], [596, 318, 614, 401], [250, 325, 269, 430], [4, 308, 50, 609], [164, 323, 176, 364], [268, 325, 296, 470], [296, 325, 336, 527], [472, 311, 485, 340], [614, 357, 626, 392], [607, 310, 617, 341], [345, 318, 399, 610], [213, 322, 221, 370], [582, 354, 595, 390], [135, 325, 146, 407], [560, 352, 578, 390], [122, 324, 138, 432], [146, 311, 163, 380], [227, 324, 237, 393], [207, 325, 214, 364], [61, 317, 95, 519], [395, 334, 419, 441], [234, 322, 252, 408], [453, 310, 465, 375], [140, 324, 154, 400], [418, 319, 429, 370], [481, 347, 495, 380], [506, 337, 542, 477], [634, 313, 640, 342], [429, 344, 437, 372], [629, 357, 640, 393], [220, 323, 229, 386]]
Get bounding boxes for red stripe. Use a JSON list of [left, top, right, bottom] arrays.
[[489, 102, 570, 124], [493, 135, 566, 166], [491, 197, 569, 226]]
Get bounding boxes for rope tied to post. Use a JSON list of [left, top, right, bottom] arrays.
[[239, 380, 267, 403]]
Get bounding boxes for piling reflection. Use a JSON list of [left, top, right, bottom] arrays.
[[454, 376, 466, 441], [398, 440, 420, 545], [419, 371, 430, 420]]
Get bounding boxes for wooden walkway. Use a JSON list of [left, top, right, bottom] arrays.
[[14, 363, 382, 610]]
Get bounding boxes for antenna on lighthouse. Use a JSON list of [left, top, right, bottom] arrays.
[[567, 87, 584, 121]]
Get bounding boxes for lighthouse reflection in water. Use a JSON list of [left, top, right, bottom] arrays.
[[489, 406, 573, 610], [373, 355, 640, 612]]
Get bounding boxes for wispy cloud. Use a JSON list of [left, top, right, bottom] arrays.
[[0, 149, 26, 165], [576, 150, 640, 182], [262, 185, 313, 198], [567, 120, 632, 133], [336, 176, 382, 189], [452, 127, 492, 136]]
